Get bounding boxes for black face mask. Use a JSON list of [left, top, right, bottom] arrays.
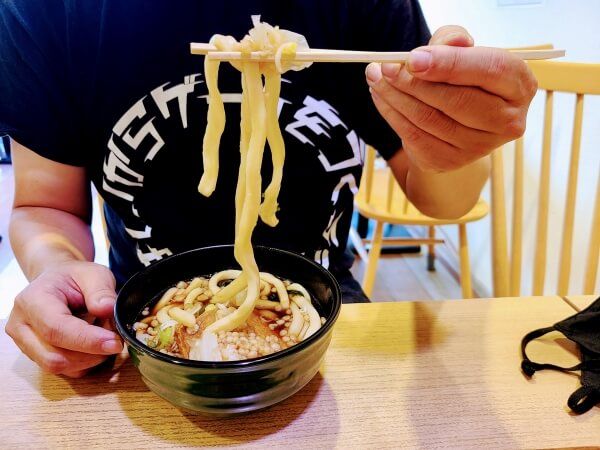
[[521, 296, 600, 414]]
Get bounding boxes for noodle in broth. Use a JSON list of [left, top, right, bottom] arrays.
[[134, 17, 322, 362]]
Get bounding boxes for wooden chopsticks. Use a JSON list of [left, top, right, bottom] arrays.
[[190, 43, 565, 63]]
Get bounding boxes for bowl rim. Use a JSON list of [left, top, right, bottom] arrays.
[[114, 244, 342, 369]]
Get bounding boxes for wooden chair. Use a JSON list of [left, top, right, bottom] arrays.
[[353, 146, 489, 298], [491, 60, 600, 297], [506, 44, 555, 51]]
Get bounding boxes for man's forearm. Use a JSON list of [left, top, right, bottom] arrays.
[[389, 150, 490, 219], [9, 207, 95, 280]]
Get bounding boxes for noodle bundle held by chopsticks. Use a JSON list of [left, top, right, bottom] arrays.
[[195, 16, 312, 357]]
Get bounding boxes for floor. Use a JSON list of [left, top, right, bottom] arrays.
[[351, 252, 462, 301], [0, 164, 461, 320]]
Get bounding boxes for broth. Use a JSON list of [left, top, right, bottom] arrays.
[[132, 271, 325, 362]]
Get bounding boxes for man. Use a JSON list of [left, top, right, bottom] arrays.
[[1, 1, 536, 377]]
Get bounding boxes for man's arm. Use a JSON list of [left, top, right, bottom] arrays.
[[10, 140, 95, 279], [5, 141, 122, 378], [366, 26, 536, 219], [388, 148, 490, 219]]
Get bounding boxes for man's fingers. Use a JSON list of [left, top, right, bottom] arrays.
[[62, 368, 91, 378], [72, 264, 117, 319], [7, 262, 123, 377], [406, 45, 537, 101], [19, 289, 122, 355], [12, 323, 68, 374], [368, 75, 506, 151], [370, 89, 476, 172], [375, 65, 526, 136], [12, 324, 109, 375], [379, 26, 474, 91], [429, 25, 474, 47], [39, 314, 122, 355]]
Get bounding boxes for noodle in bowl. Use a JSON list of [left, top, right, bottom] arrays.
[[113, 18, 339, 415], [197, 16, 314, 346], [114, 245, 341, 414]]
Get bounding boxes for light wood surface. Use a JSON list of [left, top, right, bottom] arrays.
[[557, 94, 584, 295], [458, 223, 472, 298], [491, 148, 510, 297], [584, 175, 600, 294], [362, 219, 384, 296], [492, 59, 600, 297], [533, 89, 554, 296], [563, 294, 599, 312], [510, 138, 524, 296], [1, 297, 598, 449], [190, 44, 565, 63], [527, 60, 600, 95], [505, 43, 554, 51]]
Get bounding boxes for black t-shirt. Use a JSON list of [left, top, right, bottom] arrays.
[[0, 0, 430, 295]]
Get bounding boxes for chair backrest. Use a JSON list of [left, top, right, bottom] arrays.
[[491, 60, 600, 297], [506, 43, 555, 51]]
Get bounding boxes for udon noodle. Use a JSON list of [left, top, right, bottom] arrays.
[[134, 273, 325, 361], [134, 17, 322, 361]]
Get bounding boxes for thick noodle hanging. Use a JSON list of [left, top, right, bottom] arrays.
[[194, 16, 313, 359]]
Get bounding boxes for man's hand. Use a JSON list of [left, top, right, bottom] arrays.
[[5, 261, 123, 378], [366, 25, 538, 172]]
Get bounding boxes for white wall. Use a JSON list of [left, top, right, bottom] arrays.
[[420, 0, 600, 296], [421, 0, 600, 62]]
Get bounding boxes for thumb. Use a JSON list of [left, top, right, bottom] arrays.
[[429, 25, 474, 47], [72, 263, 117, 319], [407, 26, 476, 79]]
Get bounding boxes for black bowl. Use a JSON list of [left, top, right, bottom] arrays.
[[114, 245, 341, 414]]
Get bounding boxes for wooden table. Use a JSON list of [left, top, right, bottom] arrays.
[[563, 294, 598, 311], [1, 297, 599, 449]]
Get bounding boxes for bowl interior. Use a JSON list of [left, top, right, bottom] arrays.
[[115, 245, 341, 366]]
